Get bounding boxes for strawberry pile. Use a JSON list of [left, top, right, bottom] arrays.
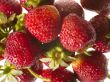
[[0, 0, 110, 82]]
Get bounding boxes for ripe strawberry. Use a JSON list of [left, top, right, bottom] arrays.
[[80, 0, 110, 12], [0, 0, 22, 17], [4, 32, 41, 68], [25, 5, 61, 43], [93, 41, 110, 53], [41, 68, 76, 82], [72, 51, 108, 82], [60, 13, 96, 52], [90, 14, 110, 41], [90, 14, 110, 53], [17, 69, 36, 82], [54, 0, 84, 19]]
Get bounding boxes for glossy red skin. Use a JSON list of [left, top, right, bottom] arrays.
[[0, 0, 22, 17], [72, 51, 108, 82], [90, 14, 110, 41], [41, 68, 76, 82], [80, 0, 110, 12], [90, 15, 110, 53], [60, 13, 96, 52], [4, 32, 40, 68], [93, 41, 110, 53], [25, 5, 61, 43], [54, 0, 84, 19]]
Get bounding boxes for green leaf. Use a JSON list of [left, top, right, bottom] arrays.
[[0, 75, 7, 82], [15, 13, 25, 31], [10, 69, 23, 76], [49, 60, 55, 69], [0, 71, 4, 77], [60, 60, 68, 67], [8, 14, 16, 22], [7, 74, 18, 82], [0, 12, 7, 25], [40, 58, 52, 62], [25, 0, 40, 7], [105, 33, 110, 39]]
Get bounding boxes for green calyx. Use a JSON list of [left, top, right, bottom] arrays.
[[105, 33, 110, 39], [0, 61, 23, 82], [24, 0, 41, 8], [0, 12, 7, 25], [40, 45, 75, 70], [15, 13, 25, 31]]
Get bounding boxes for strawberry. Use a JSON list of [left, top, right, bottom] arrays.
[[90, 14, 110, 41], [72, 51, 108, 82], [41, 68, 76, 82], [80, 0, 110, 12], [25, 5, 61, 43], [90, 14, 110, 53], [60, 13, 96, 52], [93, 41, 110, 53], [54, 0, 84, 19], [0, 0, 22, 17], [17, 69, 36, 82], [4, 32, 41, 68]]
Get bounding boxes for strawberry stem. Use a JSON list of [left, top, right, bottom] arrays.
[[27, 68, 50, 81]]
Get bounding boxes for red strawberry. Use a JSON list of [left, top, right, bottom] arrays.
[[72, 51, 108, 82], [90, 14, 110, 52], [41, 68, 76, 82], [54, 0, 84, 19], [90, 14, 110, 41], [80, 0, 110, 12], [60, 13, 96, 52], [17, 69, 36, 82], [4, 32, 41, 68], [0, 0, 22, 17], [93, 41, 110, 53], [25, 5, 61, 43]]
